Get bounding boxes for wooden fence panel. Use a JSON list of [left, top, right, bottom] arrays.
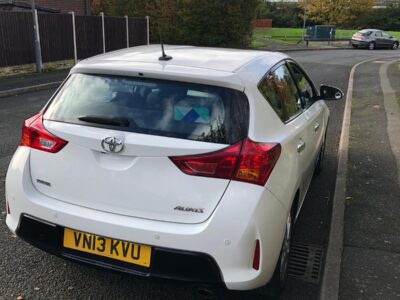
[[0, 12, 148, 67], [105, 17, 126, 52], [75, 15, 103, 60], [128, 17, 147, 47], [38, 13, 74, 62], [0, 12, 35, 67]]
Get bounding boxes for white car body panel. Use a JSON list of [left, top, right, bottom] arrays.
[[6, 146, 287, 290], [5, 45, 330, 290], [30, 121, 230, 224]]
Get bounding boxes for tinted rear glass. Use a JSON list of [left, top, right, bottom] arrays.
[[358, 30, 372, 36], [44, 74, 249, 144]]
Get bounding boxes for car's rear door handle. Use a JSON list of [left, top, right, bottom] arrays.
[[297, 139, 306, 153], [314, 122, 320, 132]]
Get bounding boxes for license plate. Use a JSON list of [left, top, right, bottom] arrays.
[[63, 228, 151, 267]]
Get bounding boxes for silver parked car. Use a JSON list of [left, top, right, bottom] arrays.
[[351, 29, 399, 50]]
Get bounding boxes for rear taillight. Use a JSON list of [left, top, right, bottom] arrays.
[[20, 112, 67, 153], [170, 141, 242, 179], [170, 138, 281, 186], [234, 138, 281, 186]]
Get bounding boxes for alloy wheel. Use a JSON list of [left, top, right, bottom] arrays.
[[369, 42, 375, 50]]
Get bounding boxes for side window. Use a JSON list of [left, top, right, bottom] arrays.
[[382, 32, 390, 38], [288, 62, 315, 108], [375, 31, 382, 37], [258, 73, 285, 120], [258, 64, 302, 122]]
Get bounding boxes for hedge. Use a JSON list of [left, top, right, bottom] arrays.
[[93, 0, 258, 48]]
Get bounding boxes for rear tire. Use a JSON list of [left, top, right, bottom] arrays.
[[392, 42, 399, 50], [266, 214, 292, 297], [368, 42, 375, 50]]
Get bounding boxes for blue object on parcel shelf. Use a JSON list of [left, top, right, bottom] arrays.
[[174, 105, 210, 124]]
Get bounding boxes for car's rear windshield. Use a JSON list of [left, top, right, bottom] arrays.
[[44, 74, 249, 145], [358, 30, 372, 36]]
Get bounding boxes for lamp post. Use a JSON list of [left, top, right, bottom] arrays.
[[31, 0, 42, 73], [301, 0, 307, 44]]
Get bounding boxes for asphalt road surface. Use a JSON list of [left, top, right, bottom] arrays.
[[1, 49, 399, 300]]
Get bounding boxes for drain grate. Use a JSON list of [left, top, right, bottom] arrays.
[[288, 243, 324, 283]]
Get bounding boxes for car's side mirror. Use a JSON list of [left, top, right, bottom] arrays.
[[320, 84, 344, 100]]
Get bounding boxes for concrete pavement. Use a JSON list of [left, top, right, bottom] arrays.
[[0, 70, 68, 97], [0, 70, 68, 91], [340, 58, 400, 299]]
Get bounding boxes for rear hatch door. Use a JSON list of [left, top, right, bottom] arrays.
[[30, 73, 249, 224]]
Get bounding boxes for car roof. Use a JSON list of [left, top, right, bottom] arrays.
[[77, 45, 286, 73], [71, 45, 288, 90]]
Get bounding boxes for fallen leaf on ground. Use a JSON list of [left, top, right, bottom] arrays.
[[16, 296, 24, 300], [33, 287, 40, 291]]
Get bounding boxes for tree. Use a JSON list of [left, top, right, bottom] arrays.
[[350, 4, 400, 30], [91, 0, 112, 15], [184, 0, 258, 47], [299, 0, 374, 27], [124, 0, 183, 45], [257, 1, 303, 28], [91, 0, 258, 47]]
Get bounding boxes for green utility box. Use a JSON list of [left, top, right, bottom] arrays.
[[306, 25, 336, 40]]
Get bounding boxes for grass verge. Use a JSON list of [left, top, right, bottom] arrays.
[[0, 60, 74, 78], [253, 27, 400, 48]]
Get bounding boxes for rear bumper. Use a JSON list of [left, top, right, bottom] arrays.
[[6, 147, 288, 290], [351, 39, 369, 47], [17, 214, 222, 284]]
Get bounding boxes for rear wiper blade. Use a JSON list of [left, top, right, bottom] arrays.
[[78, 115, 129, 127]]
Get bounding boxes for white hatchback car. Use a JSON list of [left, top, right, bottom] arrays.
[[5, 46, 342, 294]]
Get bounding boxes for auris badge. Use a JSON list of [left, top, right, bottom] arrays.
[[101, 137, 124, 153], [174, 206, 204, 214]]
